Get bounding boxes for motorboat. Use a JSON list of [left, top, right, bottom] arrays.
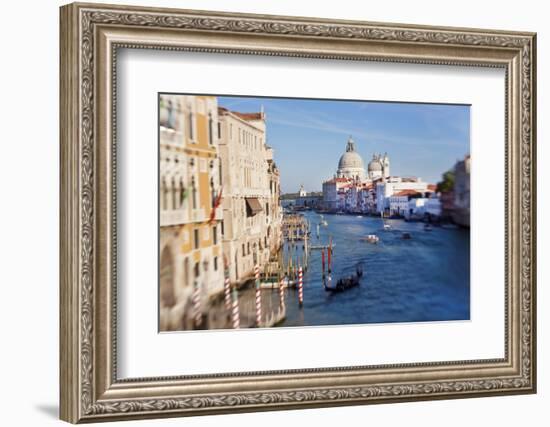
[[401, 232, 412, 239], [361, 234, 379, 244]]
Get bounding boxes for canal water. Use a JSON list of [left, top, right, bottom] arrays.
[[275, 211, 470, 327]]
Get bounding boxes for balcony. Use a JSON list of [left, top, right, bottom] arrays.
[[160, 210, 189, 227]]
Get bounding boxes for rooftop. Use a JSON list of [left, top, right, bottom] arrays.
[[218, 106, 264, 121], [394, 189, 421, 197]]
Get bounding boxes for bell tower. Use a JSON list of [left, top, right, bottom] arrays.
[[383, 152, 390, 178]]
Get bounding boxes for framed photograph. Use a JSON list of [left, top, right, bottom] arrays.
[[60, 2, 537, 423]]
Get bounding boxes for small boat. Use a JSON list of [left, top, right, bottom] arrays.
[[424, 224, 433, 232], [401, 232, 412, 240], [261, 278, 296, 289], [361, 234, 379, 244], [356, 215, 363, 218], [383, 224, 391, 231], [325, 264, 363, 293], [321, 220, 328, 227]]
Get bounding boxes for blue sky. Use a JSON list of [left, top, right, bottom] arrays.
[[218, 96, 470, 193]]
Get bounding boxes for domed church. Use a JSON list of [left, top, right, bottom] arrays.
[[336, 136, 366, 181], [367, 152, 390, 180], [336, 136, 390, 181]]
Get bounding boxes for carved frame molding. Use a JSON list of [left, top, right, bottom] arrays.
[[60, 2, 536, 423]]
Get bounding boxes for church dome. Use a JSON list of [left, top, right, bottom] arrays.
[[338, 137, 364, 169], [336, 136, 366, 180], [368, 159, 382, 172], [338, 151, 364, 170]]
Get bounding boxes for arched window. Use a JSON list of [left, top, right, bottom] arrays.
[[179, 177, 186, 209], [191, 177, 197, 209], [210, 177, 215, 208], [208, 113, 213, 145], [188, 110, 194, 140], [172, 177, 178, 210], [160, 246, 175, 308], [166, 99, 176, 129], [161, 176, 167, 211]]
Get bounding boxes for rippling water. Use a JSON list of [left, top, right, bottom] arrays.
[[278, 211, 470, 327]]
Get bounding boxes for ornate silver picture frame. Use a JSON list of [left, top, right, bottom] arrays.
[[60, 2, 536, 423]]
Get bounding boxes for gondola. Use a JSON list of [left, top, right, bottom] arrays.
[[325, 264, 363, 293]]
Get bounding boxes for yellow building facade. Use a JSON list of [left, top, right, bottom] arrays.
[[159, 94, 223, 331]]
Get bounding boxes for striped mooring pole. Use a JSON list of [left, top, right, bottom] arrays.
[[231, 287, 240, 329], [223, 268, 231, 309], [298, 266, 303, 307], [321, 248, 326, 277], [279, 275, 285, 309], [255, 264, 262, 326], [192, 280, 202, 328]]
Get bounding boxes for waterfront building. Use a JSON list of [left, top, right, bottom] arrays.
[[322, 177, 352, 210], [388, 189, 421, 217], [452, 155, 471, 227], [266, 151, 283, 254], [159, 94, 223, 331], [357, 183, 377, 214], [375, 176, 430, 214], [322, 137, 440, 216], [324, 137, 396, 212], [218, 106, 282, 283], [424, 196, 443, 218], [295, 185, 323, 209]]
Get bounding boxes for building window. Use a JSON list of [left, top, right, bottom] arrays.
[[161, 177, 167, 210], [221, 220, 225, 236], [247, 242, 250, 255], [194, 229, 200, 249], [214, 256, 218, 271], [188, 111, 194, 140], [208, 114, 214, 145], [179, 179, 186, 207], [219, 162, 223, 186], [217, 122, 221, 139], [210, 178, 215, 208], [242, 243, 245, 257], [194, 262, 200, 278], [191, 177, 197, 209], [166, 99, 175, 129], [212, 226, 217, 245], [172, 177, 178, 210]]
